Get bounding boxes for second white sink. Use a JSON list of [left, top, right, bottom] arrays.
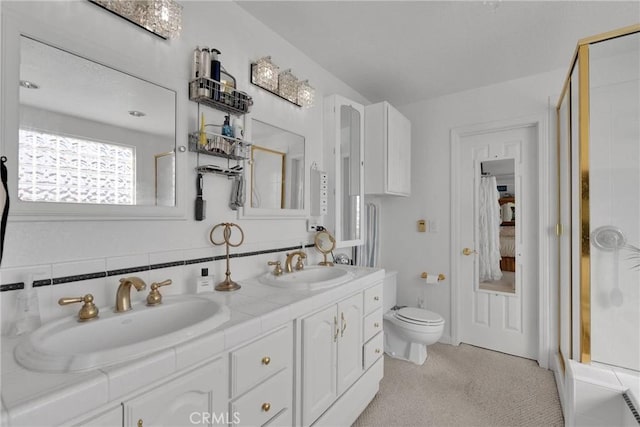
[[259, 265, 354, 290], [15, 295, 230, 373]]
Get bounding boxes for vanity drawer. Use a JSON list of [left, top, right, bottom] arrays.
[[363, 308, 383, 342], [231, 326, 292, 397], [363, 332, 384, 370], [363, 283, 383, 315], [230, 368, 292, 427]]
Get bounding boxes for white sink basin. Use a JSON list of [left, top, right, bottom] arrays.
[[258, 266, 354, 290], [15, 295, 230, 373]]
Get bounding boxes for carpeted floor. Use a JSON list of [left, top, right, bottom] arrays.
[[353, 343, 564, 427]]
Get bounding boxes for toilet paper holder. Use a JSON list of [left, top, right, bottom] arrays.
[[420, 272, 446, 281]]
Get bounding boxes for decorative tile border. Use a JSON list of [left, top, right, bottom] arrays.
[[1, 243, 315, 292]]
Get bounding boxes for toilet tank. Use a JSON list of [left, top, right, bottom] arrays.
[[382, 270, 397, 312]]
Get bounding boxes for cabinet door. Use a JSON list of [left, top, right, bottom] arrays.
[[301, 305, 338, 425], [386, 103, 411, 195], [337, 294, 363, 394], [124, 357, 227, 427]]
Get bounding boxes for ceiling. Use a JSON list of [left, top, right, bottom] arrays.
[[237, 1, 640, 106]]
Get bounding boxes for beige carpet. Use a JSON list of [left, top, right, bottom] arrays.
[[353, 343, 563, 427]]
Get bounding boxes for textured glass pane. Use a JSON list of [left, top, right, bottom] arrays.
[[18, 129, 134, 204]]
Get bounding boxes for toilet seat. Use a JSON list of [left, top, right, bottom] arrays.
[[395, 307, 444, 326]]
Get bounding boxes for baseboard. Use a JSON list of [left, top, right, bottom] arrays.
[[312, 358, 383, 427]]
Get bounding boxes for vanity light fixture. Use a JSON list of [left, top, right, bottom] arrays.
[[128, 110, 146, 117], [297, 80, 315, 108], [251, 56, 279, 92], [89, 0, 183, 40], [250, 57, 315, 108], [19, 80, 39, 89]]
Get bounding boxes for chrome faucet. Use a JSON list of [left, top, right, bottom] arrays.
[[285, 251, 307, 273], [115, 277, 147, 312]]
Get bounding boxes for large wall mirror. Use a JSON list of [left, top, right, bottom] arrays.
[[478, 158, 516, 294], [242, 119, 305, 218], [339, 105, 362, 243], [2, 32, 179, 219]]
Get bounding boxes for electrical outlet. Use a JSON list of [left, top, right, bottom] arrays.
[[307, 219, 319, 232]]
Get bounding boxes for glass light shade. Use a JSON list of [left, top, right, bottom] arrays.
[[252, 56, 279, 92], [278, 69, 299, 104], [90, 0, 183, 40], [297, 80, 315, 108]]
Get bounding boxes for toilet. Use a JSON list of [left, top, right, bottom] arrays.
[[382, 270, 445, 365]]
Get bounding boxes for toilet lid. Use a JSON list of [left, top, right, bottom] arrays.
[[396, 307, 444, 325]]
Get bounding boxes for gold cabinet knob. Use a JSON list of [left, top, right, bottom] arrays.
[[374, 322, 380, 328], [462, 247, 477, 256], [262, 403, 271, 412], [261, 356, 271, 365], [375, 348, 381, 354], [138, 419, 143, 427], [374, 296, 380, 301]]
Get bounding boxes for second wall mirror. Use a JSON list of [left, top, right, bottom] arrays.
[[241, 119, 306, 218]]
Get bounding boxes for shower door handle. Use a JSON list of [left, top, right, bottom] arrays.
[[462, 248, 477, 256]]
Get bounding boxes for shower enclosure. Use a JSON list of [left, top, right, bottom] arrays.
[[556, 24, 639, 425]]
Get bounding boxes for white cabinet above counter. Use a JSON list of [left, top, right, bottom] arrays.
[[1, 266, 385, 427], [365, 101, 412, 196]]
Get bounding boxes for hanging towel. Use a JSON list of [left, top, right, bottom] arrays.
[[357, 202, 379, 267], [229, 174, 245, 211], [478, 176, 503, 281], [1, 156, 9, 265]]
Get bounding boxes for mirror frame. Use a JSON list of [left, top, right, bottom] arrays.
[[0, 5, 186, 221], [239, 115, 308, 219]]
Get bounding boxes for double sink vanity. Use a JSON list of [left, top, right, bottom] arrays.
[[2, 264, 385, 427]]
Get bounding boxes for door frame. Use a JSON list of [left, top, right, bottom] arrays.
[[450, 114, 550, 368]]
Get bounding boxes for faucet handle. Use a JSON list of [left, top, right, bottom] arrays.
[[295, 253, 307, 271], [58, 294, 99, 322], [146, 279, 172, 306], [267, 261, 283, 276]]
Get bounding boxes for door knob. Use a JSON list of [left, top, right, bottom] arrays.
[[462, 248, 477, 256]]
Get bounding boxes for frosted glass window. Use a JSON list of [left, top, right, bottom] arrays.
[[18, 129, 135, 205]]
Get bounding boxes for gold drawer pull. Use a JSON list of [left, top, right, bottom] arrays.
[[262, 356, 271, 365], [262, 403, 271, 412], [373, 296, 380, 301], [375, 348, 381, 354], [374, 322, 380, 328]]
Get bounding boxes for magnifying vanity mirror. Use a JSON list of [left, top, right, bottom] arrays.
[[4, 34, 178, 219], [243, 119, 305, 218], [315, 229, 336, 266]]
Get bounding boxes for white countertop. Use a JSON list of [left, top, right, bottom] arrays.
[[1, 266, 384, 426]]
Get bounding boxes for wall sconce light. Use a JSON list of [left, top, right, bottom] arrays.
[[297, 80, 315, 108], [251, 56, 279, 92], [89, 0, 183, 40], [250, 57, 315, 108]]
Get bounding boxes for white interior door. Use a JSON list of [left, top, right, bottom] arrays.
[[457, 126, 538, 359]]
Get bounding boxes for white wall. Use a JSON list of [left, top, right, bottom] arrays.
[[379, 68, 566, 346], [0, 1, 368, 329]]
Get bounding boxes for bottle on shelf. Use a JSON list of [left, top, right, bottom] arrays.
[[210, 48, 221, 100], [198, 47, 211, 98]]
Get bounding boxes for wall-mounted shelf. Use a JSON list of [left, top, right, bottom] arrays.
[[188, 132, 251, 161], [189, 77, 253, 116], [196, 164, 243, 178]]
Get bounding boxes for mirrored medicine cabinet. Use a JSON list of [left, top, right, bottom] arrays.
[[323, 95, 365, 247], [1, 23, 181, 220]]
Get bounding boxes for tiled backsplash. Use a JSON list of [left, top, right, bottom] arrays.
[[0, 242, 318, 335], [1, 243, 314, 292]]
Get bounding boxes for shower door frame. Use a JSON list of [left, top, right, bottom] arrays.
[[555, 23, 640, 369]]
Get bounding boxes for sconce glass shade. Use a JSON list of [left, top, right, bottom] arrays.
[[252, 56, 279, 92], [278, 69, 299, 104], [297, 80, 315, 108], [90, 0, 183, 40]]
